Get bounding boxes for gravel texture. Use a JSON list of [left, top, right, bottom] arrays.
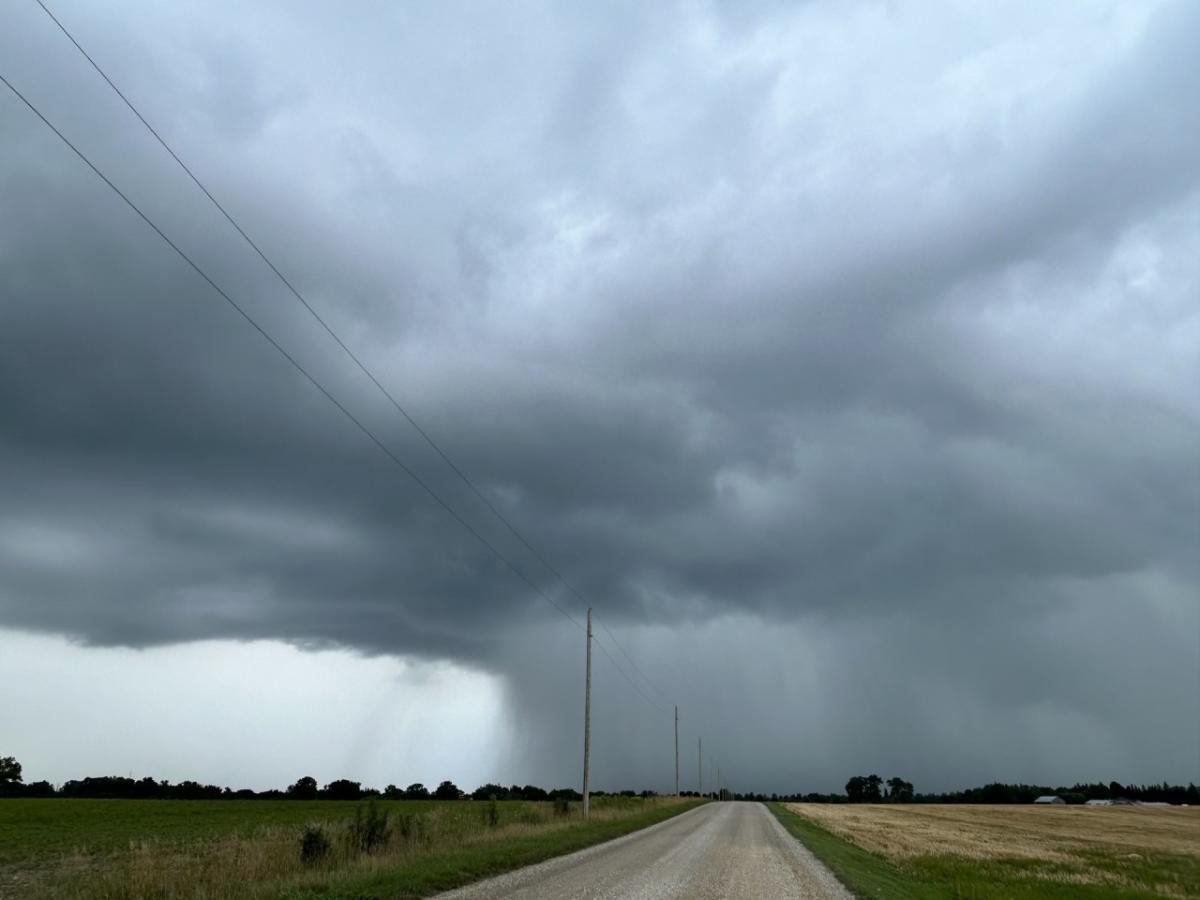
[[436, 801, 852, 899]]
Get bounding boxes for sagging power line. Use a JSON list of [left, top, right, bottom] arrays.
[[30, 0, 676, 716], [3, 66, 695, 797], [10, 3, 736, 794], [0, 70, 592, 638]]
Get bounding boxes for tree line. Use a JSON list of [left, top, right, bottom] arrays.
[[923, 780, 1200, 806], [0, 756, 647, 802], [3, 757, 1196, 805], [731, 775, 1200, 806]]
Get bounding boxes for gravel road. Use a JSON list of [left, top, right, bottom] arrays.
[[436, 801, 852, 899]]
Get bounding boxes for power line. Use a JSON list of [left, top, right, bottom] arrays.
[[0, 70, 591, 634], [31, 0, 676, 712], [0, 64, 682, 735], [593, 612, 677, 706], [590, 634, 671, 716]]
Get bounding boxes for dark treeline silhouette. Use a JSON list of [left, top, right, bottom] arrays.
[[921, 780, 1200, 806], [0, 756, 639, 802], [2, 757, 1195, 805], [0, 775, 579, 802], [734, 776, 1200, 806]]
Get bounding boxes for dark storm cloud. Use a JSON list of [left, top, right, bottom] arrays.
[[1, 0, 1197, 790]]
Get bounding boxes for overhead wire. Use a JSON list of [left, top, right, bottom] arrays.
[[590, 638, 672, 716], [0, 70, 593, 636], [0, 64, 684, 744], [30, 0, 676, 712], [593, 613, 677, 707]]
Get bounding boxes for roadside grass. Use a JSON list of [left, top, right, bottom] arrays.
[[279, 799, 704, 899], [767, 803, 940, 900], [0, 796, 704, 900], [767, 803, 1200, 900]]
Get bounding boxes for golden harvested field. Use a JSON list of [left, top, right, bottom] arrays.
[[785, 802, 1200, 896], [785, 803, 1200, 862]]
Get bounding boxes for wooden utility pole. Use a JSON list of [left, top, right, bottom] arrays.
[[582, 607, 592, 819], [698, 738, 702, 796], [674, 706, 679, 797], [717, 765, 721, 800]]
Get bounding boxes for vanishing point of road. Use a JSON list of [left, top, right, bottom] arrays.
[[438, 802, 852, 899]]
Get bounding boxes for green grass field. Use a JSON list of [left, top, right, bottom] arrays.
[[767, 802, 1200, 900], [0, 796, 703, 899], [0, 798, 449, 863]]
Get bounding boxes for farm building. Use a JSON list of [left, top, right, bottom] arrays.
[[1034, 795, 1065, 805], [1085, 799, 1112, 806]]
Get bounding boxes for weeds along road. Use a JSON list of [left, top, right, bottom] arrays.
[[438, 801, 851, 899]]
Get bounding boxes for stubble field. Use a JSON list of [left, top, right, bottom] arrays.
[[779, 802, 1200, 898]]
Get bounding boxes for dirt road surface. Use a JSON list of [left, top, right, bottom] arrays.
[[437, 801, 851, 899]]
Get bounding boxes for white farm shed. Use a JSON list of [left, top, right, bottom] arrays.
[[1034, 795, 1066, 805]]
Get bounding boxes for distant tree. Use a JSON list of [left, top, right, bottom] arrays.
[[24, 780, 55, 798], [434, 780, 460, 800], [383, 784, 403, 799], [405, 783, 429, 800], [845, 774, 883, 802], [522, 784, 548, 801], [130, 777, 159, 799], [59, 776, 145, 799], [472, 783, 506, 801], [967, 782, 1026, 804], [288, 776, 319, 800], [324, 779, 362, 801], [0, 757, 23, 794], [886, 777, 914, 802], [60, 779, 84, 797], [175, 780, 222, 800]]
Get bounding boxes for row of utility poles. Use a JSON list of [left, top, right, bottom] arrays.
[[581, 607, 730, 819]]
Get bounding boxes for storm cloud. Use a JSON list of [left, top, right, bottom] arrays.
[[1, 0, 1197, 793]]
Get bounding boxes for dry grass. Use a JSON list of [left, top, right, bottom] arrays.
[[783, 803, 1200, 863], [783, 803, 1200, 896], [6, 797, 694, 900]]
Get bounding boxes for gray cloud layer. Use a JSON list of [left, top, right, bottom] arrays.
[[1, 0, 1197, 791]]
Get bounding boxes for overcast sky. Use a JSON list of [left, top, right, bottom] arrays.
[[1, 0, 1197, 796]]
